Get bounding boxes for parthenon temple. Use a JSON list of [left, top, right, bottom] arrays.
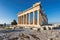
[[18, 2, 48, 28]]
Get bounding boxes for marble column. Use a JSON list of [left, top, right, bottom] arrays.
[[22, 16, 23, 24], [20, 16, 22, 24], [29, 13, 30, 25], [24, 15, 26, 24], [22, 15, 24, 24], [37, 10, 40, 25], [26, 14, 27, 24], [21, 16, 22, 24], [27, 14, 28, 24], [24, 15, 25, 24], [33, 12, 35, 25], [19, 16, 21, 24]]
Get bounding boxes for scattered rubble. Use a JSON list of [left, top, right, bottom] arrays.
[[0, 29, 60, 40]]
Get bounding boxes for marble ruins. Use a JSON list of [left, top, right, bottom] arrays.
[[18, 2, 48, 28]]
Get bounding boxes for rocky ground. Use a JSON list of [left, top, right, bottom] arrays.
[[0, 28, 60, 40]]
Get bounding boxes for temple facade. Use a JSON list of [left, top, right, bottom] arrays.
[[18, 2, 48, 28]]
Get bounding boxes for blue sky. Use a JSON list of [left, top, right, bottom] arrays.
[[0, 0, 60, 24]]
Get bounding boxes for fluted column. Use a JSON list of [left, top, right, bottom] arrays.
[[22, 15, 24, 24], [29, 13, 30, 25], [37, 10, 40, 25], [25, 15, 26, 24], [24, 15, 26, 24], [33, 12, 35, 25], [20, 16, 22, 24], [24, 15, 25, 24], [27, 14, 28, 24], [26, 14, 27, 24], [21, 16, 23, 24], [19, 16, 21, 24]]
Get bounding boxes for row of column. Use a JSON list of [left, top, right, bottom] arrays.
[[18, 10, 40, 25]]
